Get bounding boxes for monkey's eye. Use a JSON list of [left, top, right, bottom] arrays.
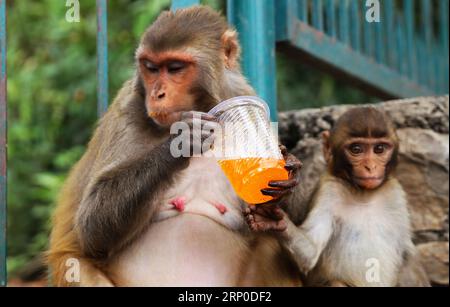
[[167, 61, 186, 74], [143, 60, 159, 73], [349, 144, 364, 155], [374, 144, 386, 154]]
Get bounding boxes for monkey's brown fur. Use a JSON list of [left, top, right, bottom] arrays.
[[47, 6, 303, 287]]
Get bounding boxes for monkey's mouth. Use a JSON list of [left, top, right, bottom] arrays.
[[354, 176, 384, 189], [149, 110, 169, 119], [354, 176, 383, 181], [149, 110, 184, 126]]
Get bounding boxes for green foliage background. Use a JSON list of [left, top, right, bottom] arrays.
[[6, 0, 374, 276]]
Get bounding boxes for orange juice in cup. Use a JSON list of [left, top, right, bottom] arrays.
[[218, 157, 288, 204], [209, 96, 288, 205]]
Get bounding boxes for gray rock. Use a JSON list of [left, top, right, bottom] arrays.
[[417, 242, 449, 286]]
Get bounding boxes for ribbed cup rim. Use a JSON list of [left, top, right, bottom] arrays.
[[208, 96, 270, 120]]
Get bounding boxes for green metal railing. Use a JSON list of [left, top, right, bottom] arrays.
[[172, 0, 449, 115], [0, 0, 448, 286], [275, 0, 449, 99]]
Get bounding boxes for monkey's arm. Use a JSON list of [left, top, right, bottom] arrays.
[[244, 183, 334, 273], [281, 203, 334, 273], [264, 146, 307, 223], [75, 137, 187, 259]]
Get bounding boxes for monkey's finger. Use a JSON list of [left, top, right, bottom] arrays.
[[268, 179, 298, 189], [245, 212, 255, 221], [196, 112, 218, 122], [255, 221, 284, 232], [202, 121, 221, 132], [246, 219, 258, 231], [251, 223, 263, 232], [279, 145, 288, 156], [183, 119, 218, 130], [247, 205, 257, 213], [253, 204, 278, 217], [271, 206, 285, 220], [181, 111, 194, 120], [273, 220, 288, 232], [181, 111, 218, 122], [252, 211, 282, 223], [261, 188, 292, 198], [253, 212, 283, 223], [252, 221, 267, 232], [252, 215, 268, 224], [199, 131, 216, 141], [264, 207, 284, 221], [243, 207, 252, 215], [245, 220, 256, 226], [285, 159, 302, 171]]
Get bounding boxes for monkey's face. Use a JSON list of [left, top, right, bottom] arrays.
[[326, 107, 399, 191], [135, 7, 243, 129], [138, 51, 200, 127], [343, 138, 395, 190]]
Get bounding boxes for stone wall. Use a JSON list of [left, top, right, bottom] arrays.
[[279, 96, 449, 286]]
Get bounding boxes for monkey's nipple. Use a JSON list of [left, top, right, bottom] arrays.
[[170, 197, 186, 212], [214, 203, 228, 215]]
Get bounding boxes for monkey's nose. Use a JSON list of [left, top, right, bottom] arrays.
[[157, 92, 166, 100], [365, 165, 376, 172]]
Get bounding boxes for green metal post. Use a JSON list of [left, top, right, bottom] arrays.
[[96, 0, 109, 117], [227, 0, 277, 121], [0, 0, 7, 287]]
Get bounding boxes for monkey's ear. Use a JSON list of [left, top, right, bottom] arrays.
[[221, 29, 240, 69], [321, 131, 332, 162]]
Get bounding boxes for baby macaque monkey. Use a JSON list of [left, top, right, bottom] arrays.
[[245, 107, 430, 287]]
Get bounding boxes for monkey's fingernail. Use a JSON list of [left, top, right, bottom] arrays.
[[261, 189, 281, 196], [285, 163, 295, 170], [268, 181, 283, 188], [201, 114, 217, 121]]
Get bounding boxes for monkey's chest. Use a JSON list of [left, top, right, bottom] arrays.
[[108, 158, 250, 286], [318, 204, 406, 286], [154, 157, 245, 230], [108, 214, 250, 286]]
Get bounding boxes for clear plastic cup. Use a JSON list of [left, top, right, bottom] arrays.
[[208, 96, 288, 204]]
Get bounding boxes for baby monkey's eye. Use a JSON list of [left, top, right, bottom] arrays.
[[374, 144, 386, 154], [349, 144, 364, 155]]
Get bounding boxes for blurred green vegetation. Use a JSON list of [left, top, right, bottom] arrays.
[[6, 0, 374, 276]]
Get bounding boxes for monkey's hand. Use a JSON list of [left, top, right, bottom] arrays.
[[243, 204, 288, 234], [243, 204, 320, 274], [261, 145, 302, 201], [175, 111, 219, 156]]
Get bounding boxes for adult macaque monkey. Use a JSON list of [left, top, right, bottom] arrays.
[[245, 107, 430, 287], [48, 6, 302, 286]]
